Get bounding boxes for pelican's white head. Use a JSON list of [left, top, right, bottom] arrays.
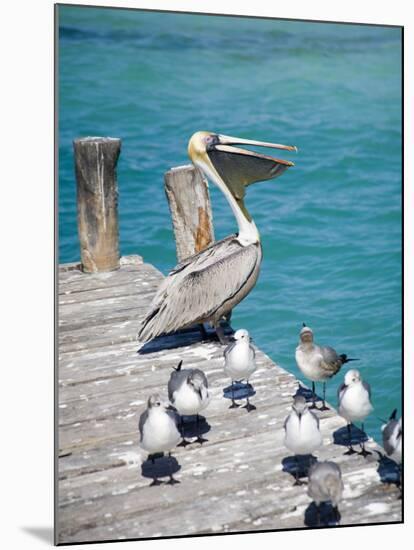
[[187, 131, 296, 245]]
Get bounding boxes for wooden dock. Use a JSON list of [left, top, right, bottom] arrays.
[[57, 255, 402, 544]]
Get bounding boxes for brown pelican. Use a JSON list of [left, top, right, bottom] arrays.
[[138, 131, 296, 344]]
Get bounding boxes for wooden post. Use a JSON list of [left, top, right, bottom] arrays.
[[73, 137, 121, 273], [164, 165, 215, 262]]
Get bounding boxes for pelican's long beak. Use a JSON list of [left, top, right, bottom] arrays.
[[217, 133, 297, 153], [204, 133, 296, 192], [209, 133, 295, 199], [188, 130, 297, 222]]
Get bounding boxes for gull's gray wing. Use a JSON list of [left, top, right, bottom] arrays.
[[139, 236, 260, 342], [165, 405, 180, 427], [224, 340, 236, 361], [138, 409, 148, 442], [167, 369, 188, 402], [337, 382, 347, 403], [309, 408, 320, 429], [191, 368, 209, 388], [382, 419, 398, 455], [249, 343, 256, 360], [362, 380, 372, 399], [319, 345, 343, 377]]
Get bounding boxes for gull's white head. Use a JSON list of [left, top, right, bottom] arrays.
[[234, 329, 250, 342], [188, 370, 206, 391], [147, 393, 169, 411], [300, 323, 314, 344], [293, 395, 308, 416], [344, 369, 361, 386]]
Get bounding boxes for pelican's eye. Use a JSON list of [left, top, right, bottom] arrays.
[[205, 134, 219, 150]]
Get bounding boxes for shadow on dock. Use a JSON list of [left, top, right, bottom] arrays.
[[181, 414, 211, 440], [223, 382, 256, 401], [137, 330, 203, 355], [304, 501, 341, 527], [141, 455, 181, 486], [137, 323, 234, 355], [294, 383, 318, 403], [333, 424, 368, 449], [282, 454, 317, 484], [376, 453, 401, 487]]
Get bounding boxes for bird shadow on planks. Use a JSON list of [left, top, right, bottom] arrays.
[[180, 414, 211, 440], [376, 453, 401, 487], [304, 502, 341, 528], [333, 424, 368, 450], [294, 383, 325, 407], [141, 454, 181, 485], [223, 382, 256, 402], [137, 329, 204, 354], [282, 454, 317, 485], [137, 323, 234, 355]]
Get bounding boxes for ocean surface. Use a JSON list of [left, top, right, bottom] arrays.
[[58, 6, 402, 443]]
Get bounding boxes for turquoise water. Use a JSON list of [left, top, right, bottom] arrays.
[[58, 6, 402, 443]]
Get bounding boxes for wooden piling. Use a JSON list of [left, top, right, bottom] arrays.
[[73, 137, 121, 273], [164, 164, 215, 262]]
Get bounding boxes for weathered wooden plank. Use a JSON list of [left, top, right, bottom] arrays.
[[165, 165, 215, 262], [57, 379, 300, 452], [58, 433, 400, 542], [59, 279, 158, 306], [58, 362, 293, 429], [59, 298, 153, 332], [74, 137, 121, 273], [57, 255, 402, 544], [59, 259, 156, 295]]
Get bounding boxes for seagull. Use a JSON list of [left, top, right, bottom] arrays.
[[168, 360, 210, 446], [223, 328, 257, 411], [138, 394, 182, 485], [338, 369, 373, 456], [382, 409, 402, 464], [296, 323, 358, 410], [138, 131, 296, 345], [308, 461, 344, 525], [284, 395, 322, 484]]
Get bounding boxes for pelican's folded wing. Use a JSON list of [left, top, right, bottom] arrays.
[[138, 238, 259, 342]]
